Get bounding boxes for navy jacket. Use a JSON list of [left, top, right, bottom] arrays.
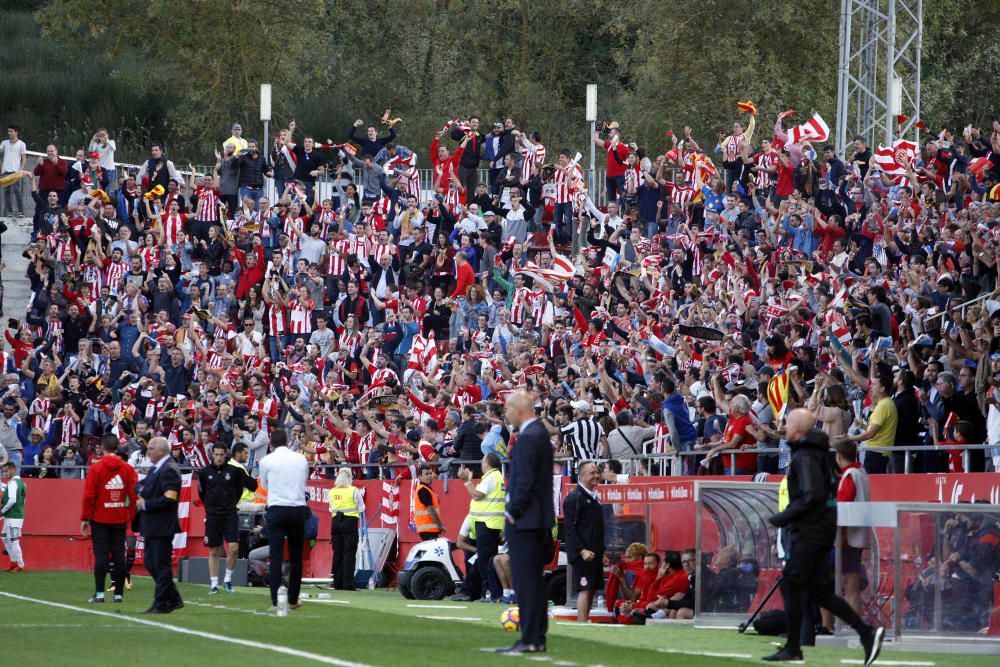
[[506, 420, 554, 532], [137, 459, 182, 538], [563, 485, 605, 562]]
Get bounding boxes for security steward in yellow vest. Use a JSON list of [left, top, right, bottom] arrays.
[[327, 468, 365, 590], [458, 452, 506, 601], [414, 463, 445, 540], [229, 442, 259, 511]]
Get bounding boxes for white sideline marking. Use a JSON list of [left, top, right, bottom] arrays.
[[554, 621, 624, 627], [184, 600, 273, 616], [0, 592, 375, 667], [841, 661, 935, 666], [5, 623, 127, 628], [658, 648, 753, 659], [406, 604, 468, 609], [416, 614, 480, 621], [303, 599, 351, 604]]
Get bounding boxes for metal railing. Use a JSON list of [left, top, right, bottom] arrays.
[[10, 149, 619, 215], [611, 441, 997, 477]]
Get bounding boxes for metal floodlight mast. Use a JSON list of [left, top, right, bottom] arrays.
[[835, 0, 923, 155]]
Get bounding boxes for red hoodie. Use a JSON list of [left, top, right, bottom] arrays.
[[80, 455, 138, 524]]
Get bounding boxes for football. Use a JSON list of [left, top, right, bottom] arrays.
[[500, 606, 520, 632]]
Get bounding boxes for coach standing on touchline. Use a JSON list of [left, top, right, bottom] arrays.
[[563, 460, 605, 622], [135, 437, 184, 614], [258, 428, 309, 612], [499, 391, 554, 654]]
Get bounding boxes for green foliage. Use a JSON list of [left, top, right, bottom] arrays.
[[13, 0, 1000, 164], [0, 8, 166, 161]]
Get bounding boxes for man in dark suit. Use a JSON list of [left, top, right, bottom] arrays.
[[499, 391, 554, 654], [135, 437, 184, 614], [563, 461, 605, 622]]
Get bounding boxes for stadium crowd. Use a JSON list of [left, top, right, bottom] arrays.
[[0, 105, 1000, 482]]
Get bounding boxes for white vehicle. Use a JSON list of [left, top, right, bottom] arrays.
[[397, 537, 568, 602]]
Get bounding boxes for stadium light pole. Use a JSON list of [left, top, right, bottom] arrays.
[[260, 83, 272, 153], [586, 84, 597, 200]]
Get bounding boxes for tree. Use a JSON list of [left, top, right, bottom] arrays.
[[40, 0, 327, 156]]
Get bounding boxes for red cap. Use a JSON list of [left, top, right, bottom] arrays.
[[89, 151, 100, 159]]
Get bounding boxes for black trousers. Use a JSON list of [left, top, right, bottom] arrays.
[[330, 514, 359, 590], [144, 535, 182, 610], [507, 527, 549, 646], [267, 505, 306, 605], [92, 521, 126, 595], [780, 538, 868, 653], [474, 523, 502, 599]]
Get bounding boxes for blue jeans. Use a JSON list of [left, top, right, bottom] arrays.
[[605, 174, 626, 205], [268, 333, 289, 361], [240, 187, 263, 209], [552, 202, 573, 244]]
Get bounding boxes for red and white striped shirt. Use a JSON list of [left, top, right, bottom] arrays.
[[248, 397, 278, 433], [138, 246, 160, 271], [267, 304, 288, 336], [754, 150, 778, 189], [60, 412, 80, 447], [160, 213, 186, 247], [371, 242, 397, 266], [326, 239, 348, 277], [195, 186, 220, 222], [105, 260, 129, 296], [288, 297, 314, 334], [336, 327, 361, 355], [30, 397, 51, 432], [553, 163, 583, 204], [519, 142, 546, 182]]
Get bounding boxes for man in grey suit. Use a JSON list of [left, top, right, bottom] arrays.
[[135, 437, 183, 614], [498, 391, 554, 654]]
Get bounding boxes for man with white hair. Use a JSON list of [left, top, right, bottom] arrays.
[[135, 437, 184, 613], [703, 392, 758, 475]]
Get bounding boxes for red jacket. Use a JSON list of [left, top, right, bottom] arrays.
[[81, 455, 138, 524]]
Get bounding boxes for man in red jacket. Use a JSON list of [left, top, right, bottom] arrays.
[[81, 435, 138, 603]]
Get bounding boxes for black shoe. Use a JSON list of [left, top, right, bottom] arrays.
[[87, 595, 105, 603], [495, 642, 545, 654], [762, 647, 804, 662], [113, 595, 123, 603], [140, 606, 167, 614], [861, 626, 885, 666], [449, 593, 474, 602], [815, 625, 834, 636]]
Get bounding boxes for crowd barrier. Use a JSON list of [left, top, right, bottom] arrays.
[[14, 472, 1000, 582]]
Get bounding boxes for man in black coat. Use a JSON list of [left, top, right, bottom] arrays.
[[499, 391, 554, 654], [766, 410, 883, 664], [563, 461, 605, 622], [135, 437, 184, 614]]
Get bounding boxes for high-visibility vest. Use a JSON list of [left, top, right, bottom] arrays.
[[328, 486, 360, 518], [228, 459, 256, 503], [468, 468, 506, 531], [253, 484, 268, 505], [413, 482, 441, 534], [778, 476, 789, 512]]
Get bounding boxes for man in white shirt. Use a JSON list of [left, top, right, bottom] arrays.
[[257, 428, 309, 611], [1, 125, 28, 219]]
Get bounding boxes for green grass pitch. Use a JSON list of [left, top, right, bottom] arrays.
[[0, 572, 996, 666]]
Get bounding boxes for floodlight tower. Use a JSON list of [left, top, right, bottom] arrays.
[[835, 0, 923, 154]]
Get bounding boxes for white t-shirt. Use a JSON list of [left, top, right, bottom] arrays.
[[0, 139, 27, 173], [89, 139, 117, 170]]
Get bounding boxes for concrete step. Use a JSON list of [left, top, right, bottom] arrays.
[[2, 216, 38, 316]]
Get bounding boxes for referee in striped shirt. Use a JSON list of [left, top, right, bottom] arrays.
[[559, 400, 608, 468]]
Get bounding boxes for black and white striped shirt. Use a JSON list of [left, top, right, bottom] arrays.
[[560, 418, 604, 462]]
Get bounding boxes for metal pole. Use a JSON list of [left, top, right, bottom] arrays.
[[589, 120, 596, 204], [884, 0, 898, 147], [263, 120, 269, 161]]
